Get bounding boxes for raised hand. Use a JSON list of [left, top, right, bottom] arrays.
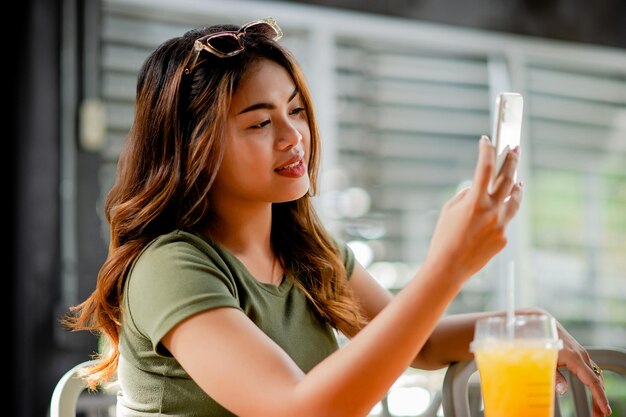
[[424, 135, 523, 283]]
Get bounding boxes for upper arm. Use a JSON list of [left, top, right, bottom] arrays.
[[347, 260, 394, 322], [126, 234, 239, 354], [162, 307, 306, 417]]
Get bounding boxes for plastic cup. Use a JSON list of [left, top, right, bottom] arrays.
[[470, 314, 563, 417]]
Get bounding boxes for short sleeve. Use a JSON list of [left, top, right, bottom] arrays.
[[124, 232, 241, 354], [333, 237, 356, 279]]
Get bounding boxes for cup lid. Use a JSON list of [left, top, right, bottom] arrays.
[[471, 314, 561, 347], [470, 338, 563, 352]]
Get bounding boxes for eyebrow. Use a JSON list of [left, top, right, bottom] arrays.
[[236, 87, 299, 115]]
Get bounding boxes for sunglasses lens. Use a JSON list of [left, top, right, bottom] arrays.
[[244, 22, 282, 40], [206, 34, 242, 55]]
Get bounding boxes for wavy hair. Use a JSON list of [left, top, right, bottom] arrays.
[[64, 22, 367, 389]]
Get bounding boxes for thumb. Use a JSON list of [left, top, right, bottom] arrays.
[[555, 370, 569, 395]]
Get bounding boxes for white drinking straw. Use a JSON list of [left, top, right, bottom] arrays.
[[506, 260, 515, 339]]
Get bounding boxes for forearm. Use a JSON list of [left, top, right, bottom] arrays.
[[291, 261, 464, 417], [411, 312, 493, 369], [412, 307, 544, 370]]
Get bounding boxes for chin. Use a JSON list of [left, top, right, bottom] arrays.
[[275, 182, 310, 203]]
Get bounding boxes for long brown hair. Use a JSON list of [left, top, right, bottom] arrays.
[[64, 23, 367, 389]]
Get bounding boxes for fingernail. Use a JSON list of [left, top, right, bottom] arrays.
[[513, 145, 521, 154], [480, 135, 492, 145], [607, 403, 612, 415], [556, 382, 568, 395], [519, 180, 524, 189]]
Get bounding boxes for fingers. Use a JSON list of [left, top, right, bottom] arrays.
[[491, 146, 521, 203], [470, 135, 496, 201], [554, 322, 612, 416], [589, 361, 611, 417], [470, 136, 521, 210], [583, 363, 610, 416], [574, 369, 609, 416], [470, 134, 523, 226], [555, 370, 569, 396], [501, 181, 524, 224], [561, 353, 611, 416], [593, 394, 607, 417]]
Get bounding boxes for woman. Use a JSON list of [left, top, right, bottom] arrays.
[[65, 17, 611, 417]]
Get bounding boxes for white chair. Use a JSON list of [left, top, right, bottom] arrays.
[[49, 359, 102, 417], [442, 346, 626, 417]]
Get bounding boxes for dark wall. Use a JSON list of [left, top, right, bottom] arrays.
[[9, 1, 59, 416], [11, 1, 100, 416], [12, 1, 62, 416], [280, 0, 626, 49]]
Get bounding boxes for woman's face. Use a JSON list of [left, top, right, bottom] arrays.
[[211, 58, 312, 207]]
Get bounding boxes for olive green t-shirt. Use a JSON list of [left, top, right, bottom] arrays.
[[116, 230, 355, 417]]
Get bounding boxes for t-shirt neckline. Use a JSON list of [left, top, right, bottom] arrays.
[[199, 233, 293, 296]]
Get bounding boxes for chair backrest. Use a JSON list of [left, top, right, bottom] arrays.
[[441, 346, 626, 417], [49, 359, 99, 417]]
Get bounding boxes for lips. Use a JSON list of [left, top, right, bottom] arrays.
[[274, 153, 304, 172], [274, 152, 307, 178]]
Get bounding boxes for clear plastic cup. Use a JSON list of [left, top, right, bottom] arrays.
[[470, 314, 563, 417]]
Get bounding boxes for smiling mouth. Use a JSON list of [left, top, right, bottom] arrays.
[[275, 158, 302, 171]]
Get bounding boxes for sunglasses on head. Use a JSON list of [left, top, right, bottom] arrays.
[[184, 17, 283, 75]]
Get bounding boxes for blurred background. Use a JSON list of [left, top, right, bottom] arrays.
[[10, 0, 625, 416]]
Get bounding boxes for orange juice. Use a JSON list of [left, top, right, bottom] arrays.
[[473, 340, 559, 417]]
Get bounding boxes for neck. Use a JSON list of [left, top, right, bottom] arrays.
[[207, 201, 273, 255], [207, 201, 285, 286]]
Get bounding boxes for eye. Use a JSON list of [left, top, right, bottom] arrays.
[[250, 120, 271, 129], [290, 107, 305, 116]]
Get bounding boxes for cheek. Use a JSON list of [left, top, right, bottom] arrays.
[[224, 151, 268, 176], [295, 119, 311, 146], [302, 128, 313, 163]]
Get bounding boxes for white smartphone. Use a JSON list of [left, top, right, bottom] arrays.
[[491, 92, 524, 189]]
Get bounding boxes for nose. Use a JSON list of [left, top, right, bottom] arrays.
[[275, 119, 302, 150]]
